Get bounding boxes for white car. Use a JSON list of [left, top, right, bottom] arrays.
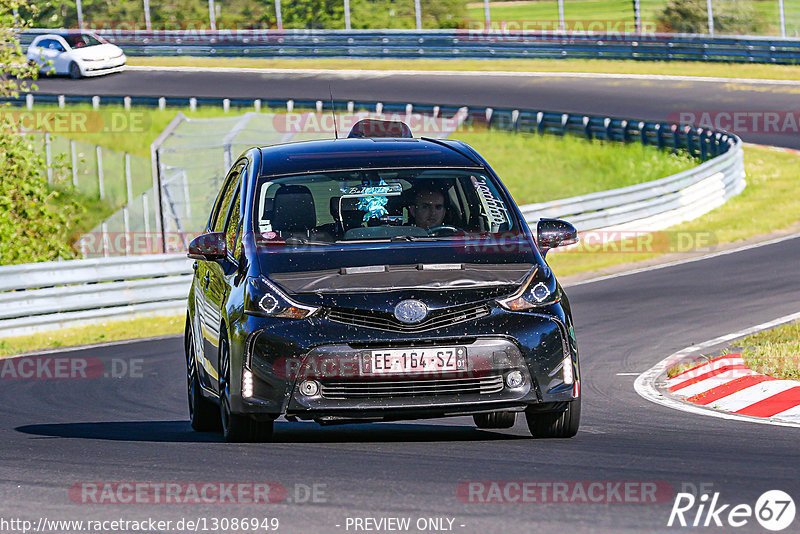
[[27, 32, 126, 79]]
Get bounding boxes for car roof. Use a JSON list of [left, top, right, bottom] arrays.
[[256, 137, 483, 177]]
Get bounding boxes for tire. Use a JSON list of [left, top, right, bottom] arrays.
[[185, 317, 220, 432], [68, 61, 82, 79], [219, 334, 274, 443], [525, 397, 581, 439], [473, 411, 517, 429]]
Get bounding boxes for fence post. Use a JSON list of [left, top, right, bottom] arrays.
[[706, 0, 714, 35], [143, 0, 152, 30], [484, 0, 491, 27], [96, 146, 105, 200], [44, 133, 53, 185], [275, 0, 283, 30], [344, 0, 351, 30], [414, 0, 422, 29], [70, 139, 78, 187], [76, 0, 84, 29], [208, 0, 217, 30], [143, 193, 151, 253], [778, 0, 786, 38], [124, 152, 133, 255]]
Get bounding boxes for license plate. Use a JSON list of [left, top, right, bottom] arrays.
[[365, 347, 466, 375]]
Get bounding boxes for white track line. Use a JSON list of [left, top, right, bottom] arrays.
[[634, 310, 800, 428], [125, 65, 800, 85]]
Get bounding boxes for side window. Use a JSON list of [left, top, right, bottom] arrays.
[[225, 187, 241, 258], [209, 164, 243, 232]]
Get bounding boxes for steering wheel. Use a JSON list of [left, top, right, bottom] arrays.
[[426, 225, 460, 237]]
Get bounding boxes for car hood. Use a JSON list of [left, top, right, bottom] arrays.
[[70, 43, 123, 60], [256, 239, 540, 308]]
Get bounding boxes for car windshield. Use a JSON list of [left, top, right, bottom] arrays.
[[62, 34, 104, 48], [252, 168, 518, 245]]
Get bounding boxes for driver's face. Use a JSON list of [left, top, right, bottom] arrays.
[[410, 190, 446, 230]]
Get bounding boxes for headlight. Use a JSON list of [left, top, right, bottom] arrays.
[[244, 276, 319, 319], [496, 266, 560, 311]]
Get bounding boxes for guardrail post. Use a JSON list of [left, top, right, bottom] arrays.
[[639, 122, 647, 145], [699, 130, 708, 159], [686, 127, 695, 157], [124, 96, 131, 111], [254, 99, 261, 112], [316, 101, 323, 113], [189, 98, 197, 112], [96, 146, 105, 200], [58, 95, 65, 109], [26, 94, 33, 110], [92, 95, 100, 110], [561, 113, 569, 136], [347, 101, 354, 113], [286, 100, 294, 113], [621, 120, 630, 142], [44, 133, 53, 185], [158, 97, 166, 111], [376, 102, 383, 114], [536, 112, 544, 135], [604, 117, 612, 141], [512, 110, 520, 133], [223, 98, 230, 113], [655, 124, 664, 149], [583, 116, 592, 140], [70, 139, 78, 187], [485, 108, 493, 128], [433, 106, 440, 119]]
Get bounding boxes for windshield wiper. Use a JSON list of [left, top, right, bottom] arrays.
[[283, 237, 332, 246]]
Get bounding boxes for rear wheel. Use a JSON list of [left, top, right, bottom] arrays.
[[185, 317, 220, 432], [68, 61, 82, 79], [473, 411, 517, 429], [219, 334, 273, 443], [525, 398, 581, 438]]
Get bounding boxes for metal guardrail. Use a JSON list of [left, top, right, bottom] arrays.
[[0, 95, 744, 336], [0, 255, 192, 338], [20, 29, 800, 63], [486, 109, 746, 231]]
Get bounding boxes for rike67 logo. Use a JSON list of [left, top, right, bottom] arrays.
[[668, 490, 796, 531]]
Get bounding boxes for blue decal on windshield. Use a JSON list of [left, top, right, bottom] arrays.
[[357, 180, 390, 222]]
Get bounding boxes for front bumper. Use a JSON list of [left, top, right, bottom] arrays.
[[234, 306, 579, 421]]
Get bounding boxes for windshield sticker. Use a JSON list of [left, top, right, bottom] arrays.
[[341, 180, 403, 222], [341, 182, 403, 197], [471, 176, 509, 231]]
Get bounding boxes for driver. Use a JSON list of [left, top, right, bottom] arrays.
[[408, 187, 447, 230]]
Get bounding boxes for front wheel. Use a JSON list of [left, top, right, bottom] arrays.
[[219, 335, 274, 443], [68, 61, 82, 79], [185, 317, 220, 432], [473, 411, 516, 429], [525, 398, 581, 438]]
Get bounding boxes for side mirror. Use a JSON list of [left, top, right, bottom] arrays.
[[188, 232, 227, 261], [537, 218, 578, 256]]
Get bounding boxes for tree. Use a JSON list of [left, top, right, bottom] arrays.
[[658, 0, 759, 35], [0, 0, 83, 264]]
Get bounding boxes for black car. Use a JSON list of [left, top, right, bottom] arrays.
[[186, 120, 581, 442]]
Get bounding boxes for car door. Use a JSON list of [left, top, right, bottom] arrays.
[[199, 162, 245, 392]]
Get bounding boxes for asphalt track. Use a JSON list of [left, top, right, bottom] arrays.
[[3, 70, 799, 533], [32, 68, 800, 148]]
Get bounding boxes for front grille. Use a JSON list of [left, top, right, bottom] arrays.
[[325, 302, 490, 333], [320, 374, 504, 400]]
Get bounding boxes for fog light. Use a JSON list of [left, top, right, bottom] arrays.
[[505, 371, 524, 388], [299, 380, 319, 396], [563, 356, 574, 385], [243, 369, 254, 398]]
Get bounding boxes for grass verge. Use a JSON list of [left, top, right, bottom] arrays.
[[546, 144, 800, 276], [0, 315, 184, 358], [740, 321, 800, 380], [129, 56, 800, 81]]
